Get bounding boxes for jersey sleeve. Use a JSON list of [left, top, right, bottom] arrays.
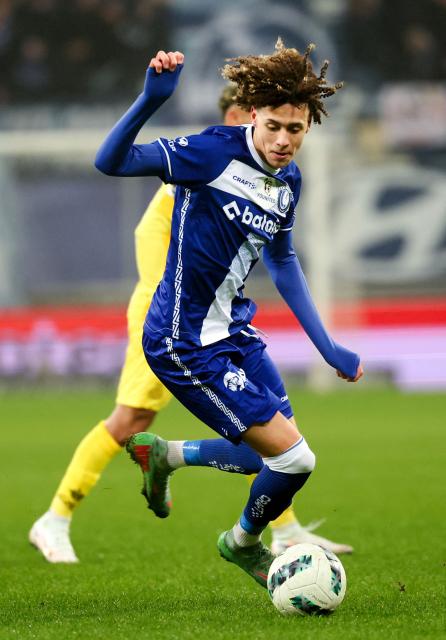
[[279, 173, 302, 232], [156, 133, 228, 187]]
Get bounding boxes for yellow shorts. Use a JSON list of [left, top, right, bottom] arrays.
[[116, 185, 174, 411]]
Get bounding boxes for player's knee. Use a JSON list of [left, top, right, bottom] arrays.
[[264, 437, 316, 474]]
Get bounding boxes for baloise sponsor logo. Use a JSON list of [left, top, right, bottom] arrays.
[[223, 200, 280, 234]]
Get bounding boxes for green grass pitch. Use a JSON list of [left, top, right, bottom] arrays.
[[0, 386, 444, 639]]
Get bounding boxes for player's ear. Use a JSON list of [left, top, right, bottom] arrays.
[[251, 106, 257, 126]]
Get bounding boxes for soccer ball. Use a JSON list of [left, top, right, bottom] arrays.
[[267, 543, 347, 616]]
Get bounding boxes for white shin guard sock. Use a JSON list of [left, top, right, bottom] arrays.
[[263, 437, 316, 474]]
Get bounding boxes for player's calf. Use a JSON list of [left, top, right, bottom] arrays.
[[238, 437, 316, 542], [106, 405, 156, 446]]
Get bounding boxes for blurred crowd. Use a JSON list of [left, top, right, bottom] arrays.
[[0, 0, 171, 104], [0, 0, 444, 105], [341, 0, 446, 88]]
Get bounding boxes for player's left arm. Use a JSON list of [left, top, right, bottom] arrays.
[[263, 231, 363, 382]]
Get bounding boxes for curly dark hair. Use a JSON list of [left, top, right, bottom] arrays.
[[221, 38, 343, 125]]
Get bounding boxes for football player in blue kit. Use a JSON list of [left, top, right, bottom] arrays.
[[95, 41, 363, 588]]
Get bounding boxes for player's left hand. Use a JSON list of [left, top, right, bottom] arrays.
[[336, 363, 364, 383], [149, 50, 184, 74]]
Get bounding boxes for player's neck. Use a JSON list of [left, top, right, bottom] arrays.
[[247, 126, 281, 175]]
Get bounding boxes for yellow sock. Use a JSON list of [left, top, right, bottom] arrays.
[[50, 421, 122, 518], [269, 505, 298, 529], [245, 474, 298, 530]]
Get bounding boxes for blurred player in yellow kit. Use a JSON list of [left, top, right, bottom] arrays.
[[29, 85, 353, 563]]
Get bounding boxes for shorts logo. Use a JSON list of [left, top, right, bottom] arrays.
[[177, 137, 188, 147], [223, 368, 246, 391]]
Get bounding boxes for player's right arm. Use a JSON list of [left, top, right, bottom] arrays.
[[95, 51, 184, 177]]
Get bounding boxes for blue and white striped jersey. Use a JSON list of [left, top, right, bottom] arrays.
[[146, 124, 302, 346]]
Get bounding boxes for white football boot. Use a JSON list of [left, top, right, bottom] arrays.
[[29, 511, 79, 563], [271, 519, 353, 556]]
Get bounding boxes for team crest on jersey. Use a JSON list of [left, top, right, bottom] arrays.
[[223, 368, 246, 391], [177, 137, 188, 147], [278, 186, 292, 214]]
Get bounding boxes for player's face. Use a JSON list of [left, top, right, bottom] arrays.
[[251, 103, 310, 169]]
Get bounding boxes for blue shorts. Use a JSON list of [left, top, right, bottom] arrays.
[[142, 327, 293, 443]]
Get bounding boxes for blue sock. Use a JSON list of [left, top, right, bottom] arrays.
[[240, 466, 311, 534], [183, 439, 263, 475]]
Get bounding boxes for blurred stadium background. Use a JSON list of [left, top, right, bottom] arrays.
[[0, 0, 445, 391]]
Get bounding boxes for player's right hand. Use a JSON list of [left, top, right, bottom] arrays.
[[144, 51, 184, 103], [336, 363, 364, 383], [149, 50, 184, 74]]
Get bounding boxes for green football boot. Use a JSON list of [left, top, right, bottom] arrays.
[[217, 529, 275, 588], [126, 432, 173, 518]]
